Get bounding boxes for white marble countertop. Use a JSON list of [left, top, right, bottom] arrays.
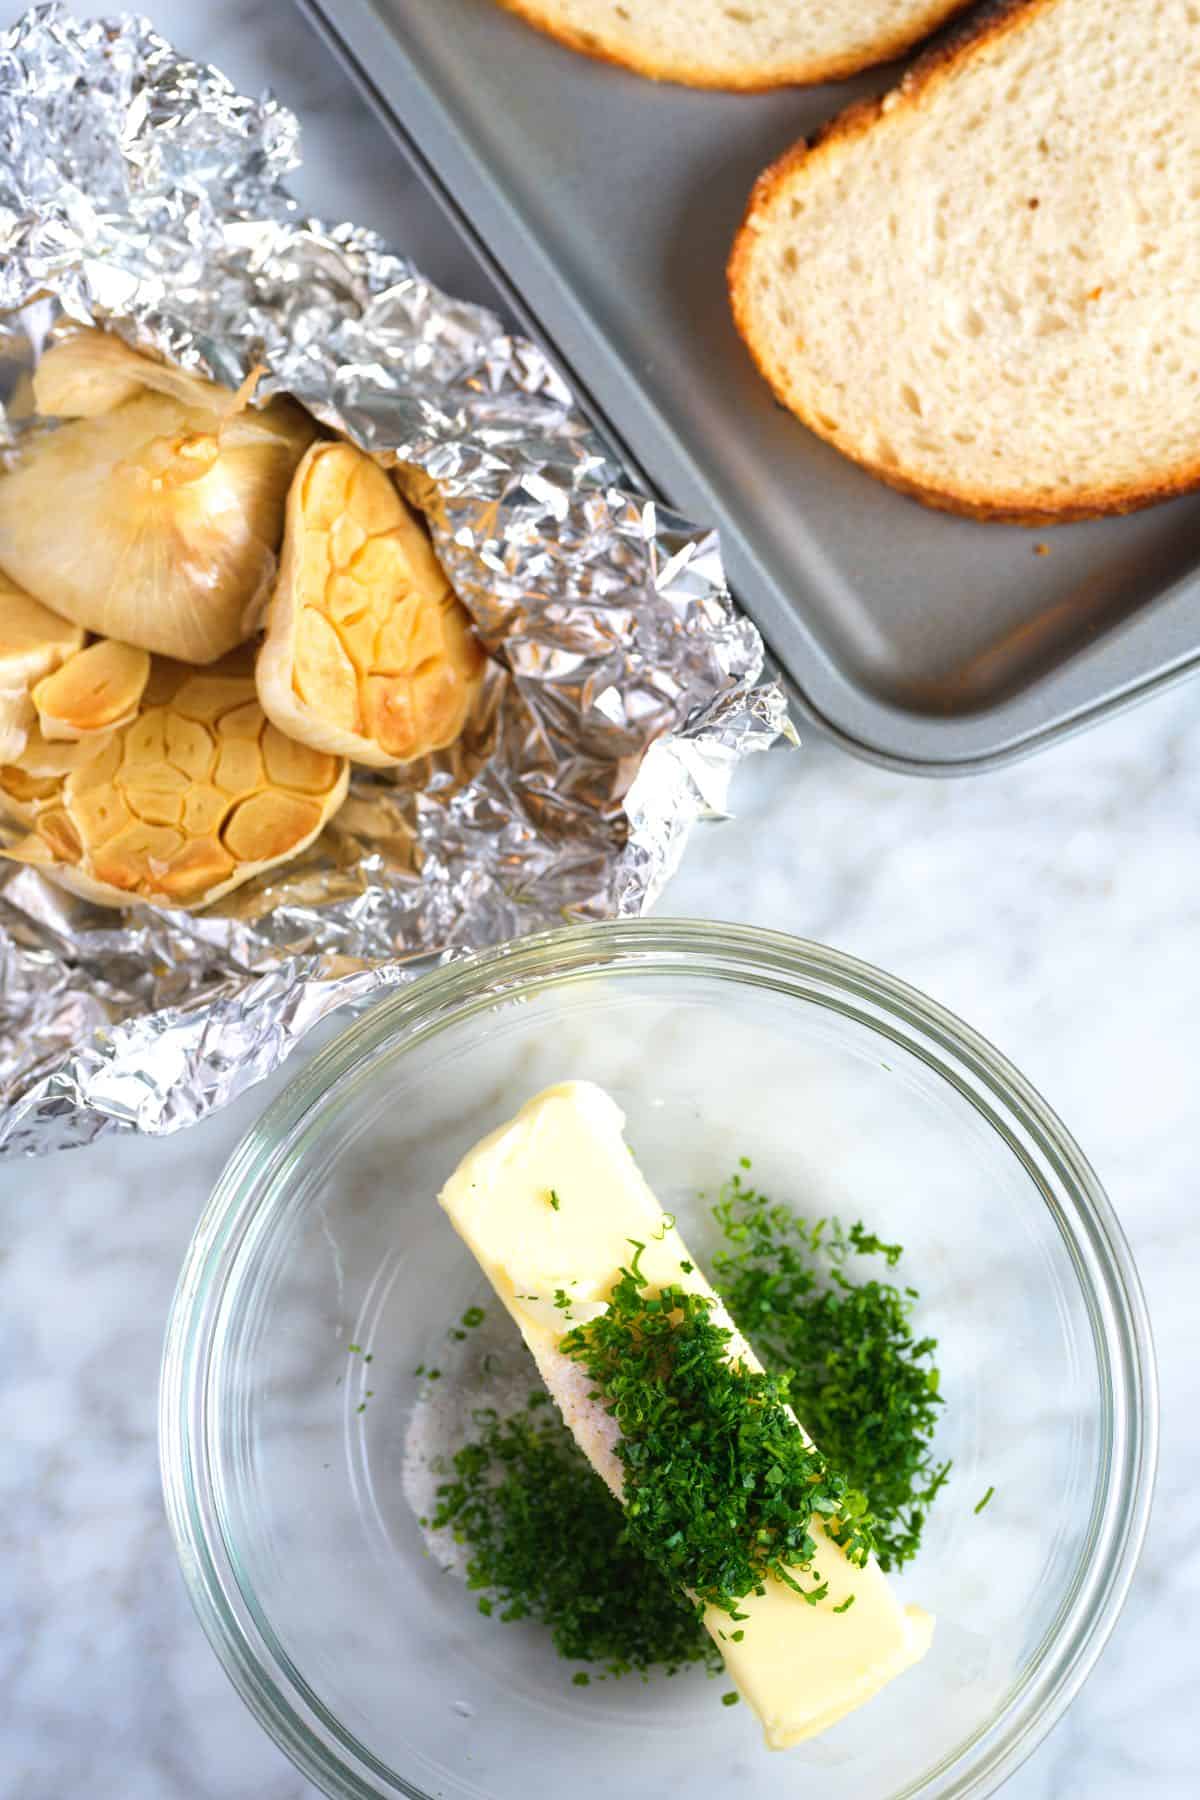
[[2, 4, 1197, 1796]]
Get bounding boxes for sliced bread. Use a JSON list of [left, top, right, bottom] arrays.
[[494, 1, 975, 89], [729, 0, 1200, 521]]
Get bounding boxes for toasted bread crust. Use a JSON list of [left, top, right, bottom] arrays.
[[493, 0, 977, 90], [728, 0, 1200, 521]]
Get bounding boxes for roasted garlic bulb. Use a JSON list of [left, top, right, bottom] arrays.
[[256, 441, 485, 767], [0, 651, 348, 910], [0, 331, 315, 663], [0, 578, 86, 762]]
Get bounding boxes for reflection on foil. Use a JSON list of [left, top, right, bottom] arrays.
[[0, 6, 789, 1155]]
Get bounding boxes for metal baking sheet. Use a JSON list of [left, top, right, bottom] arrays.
[[297, 0, 1200, 771]]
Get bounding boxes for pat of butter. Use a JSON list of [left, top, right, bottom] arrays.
[[439, 1080, 933, 1747]]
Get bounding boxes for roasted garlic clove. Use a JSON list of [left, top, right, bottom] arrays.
[[33, 638, 150, 740], [0, 578, 87, 761], [0, 651, 348, 910], [256, 441, 485, 768], [0, 368, 315, 663]]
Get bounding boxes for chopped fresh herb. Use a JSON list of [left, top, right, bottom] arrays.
[[561, 1265, 874, 1619], [427, 1368, 441, 1381], [412, 1362, 426, 1377], [450, 1329, 467, 1341], [348, 1343, 363, 1355], [572, 1672, 590, 1686], [477, 1596, 493, 1616], [356, 1402, 366, 1413], [548, 1190, 562, 1212], [652, 1213, 676, 1241], [730, 1629, 745, 1643], [462, 1307, 486, 1329], [832, 1595, 855, 1614], [364, 1353, 374, 1364], [974, 1486, 995, 1515], [721, 1691, 739, 1707], [679, 1260, 694, 1274], [553, 1288, 575, 1315], [712, 1172, 949, 1570], [431, 1400, 720, 1680]]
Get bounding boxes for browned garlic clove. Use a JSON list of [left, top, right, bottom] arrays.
[[33, 638, 151, 741]]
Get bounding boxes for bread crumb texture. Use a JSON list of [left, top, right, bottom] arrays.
[[730, 0, 1200, 519]]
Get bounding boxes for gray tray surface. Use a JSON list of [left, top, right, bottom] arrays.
[[299, 0, 1200, 770]]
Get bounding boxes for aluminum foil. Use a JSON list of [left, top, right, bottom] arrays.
[[0, 4, 789, 1156]]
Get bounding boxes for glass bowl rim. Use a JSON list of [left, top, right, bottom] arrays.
[[159, 918, 1158, 1800]]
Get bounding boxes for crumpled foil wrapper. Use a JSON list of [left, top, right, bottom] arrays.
[[0, 4, 789, 1156]]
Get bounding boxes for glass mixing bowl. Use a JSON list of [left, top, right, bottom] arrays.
[[160, 921, 1156, 1800]]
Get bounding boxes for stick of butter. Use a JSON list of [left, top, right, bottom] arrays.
[[439, 1080, 933, 1747]]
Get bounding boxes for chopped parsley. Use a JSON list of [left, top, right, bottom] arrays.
[[974, 1485, 995, 1515], [560, 1265, 874, 1619], [712, 1171, 949, 1570], [431, 1401, 721, 1679], [548, 1189, 562, 1211]]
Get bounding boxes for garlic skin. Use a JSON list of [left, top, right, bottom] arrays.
[[256, 440, 485, 767], [0, 651, 349, 911], [0, 691, 33, 765], [0, 578, 86, 761], [32, 327, 229, 421], [9, 721, 114, 779], [0, 344, 315, 663]]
